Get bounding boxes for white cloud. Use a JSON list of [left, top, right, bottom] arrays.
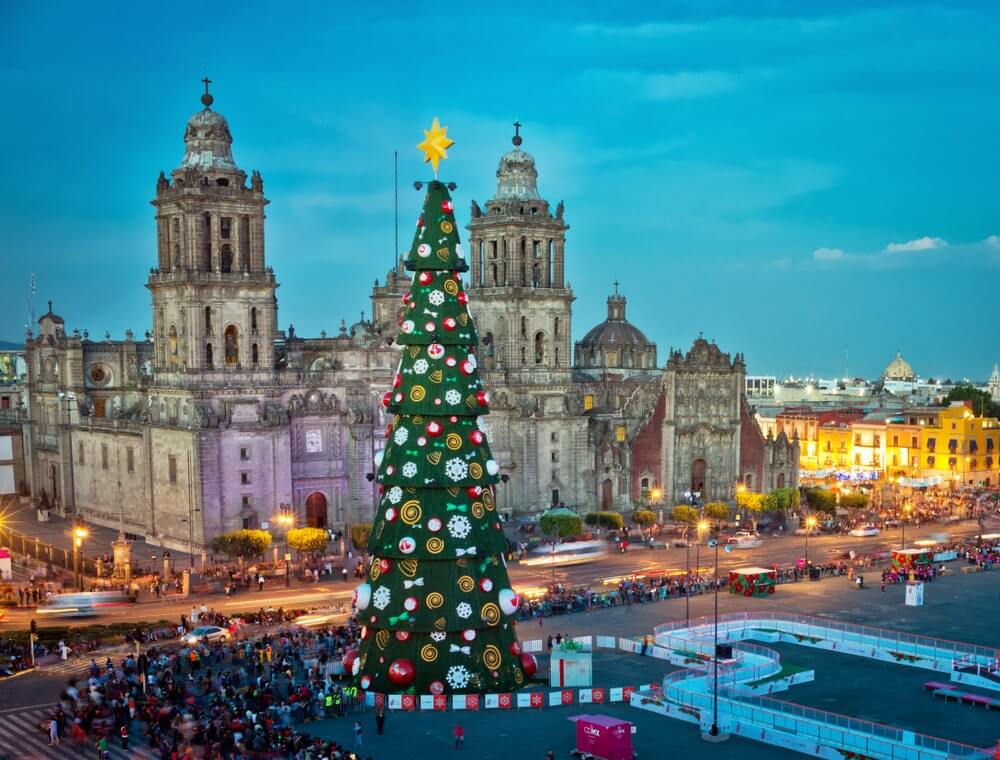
[[885, 236, 947, 253], [579, 68, 748, 101], [575, 22, 708, 38], [813, 247, 844, 261], [983, 235, 1000, 249]]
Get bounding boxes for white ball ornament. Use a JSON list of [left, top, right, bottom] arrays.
[[417, 243, 432, 258], [498, 588, 519, 616], [486, 459, 500, 476], [354, 583, 372, 611], [373, 450, 385, 468]]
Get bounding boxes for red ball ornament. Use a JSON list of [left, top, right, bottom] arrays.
[[424, 321, 436, 332], [403, 596, 419, 612], [395, 630, 411, 642], [401, 293, 410, 304], [462, 629, 477, 642], [384, 507, 397, 522], [393, 373, 402, 389], [476, 390, 489, 407], [466, 486, 482, 498], [429, 680, 445, 695], [460, 360, 475, 376], [458, 292, 468, 305], [469, 430, 484, 445], [509, 641, 521, 656], [441, 200, 454, 213], [378, 558, 393, 574], [478, 577, 493, 592], [416, 216, 424, 228], [450, 416, 459, 423], [445, 356, 457, 367], [341, 649, 358, 673], [426, 421, 443, 437], [382, 391, 392, 408], [388, 659, 416, 688], [520, 653, 538, 678], [360, 675, 372, 690], [442, 317, 457, 331]]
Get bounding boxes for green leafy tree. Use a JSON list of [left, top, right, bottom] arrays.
[[211, 530, 271, 563], [356, 166, 524, 696], [351, 523, 372, 551], [286, 527, 330, 555], [584, 511, 624, 530], [631, 510, 656, 527], [943, 385, 1000, 419], [770, 488, 800, 512], [703, 503, 730, 522], [840, 493, 869, 512], [540, 513, 582, 539], [671, 505, 699, 526], [804, 488, 837, 515]]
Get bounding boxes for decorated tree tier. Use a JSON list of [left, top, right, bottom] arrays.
[[353, 119, 532, 695]]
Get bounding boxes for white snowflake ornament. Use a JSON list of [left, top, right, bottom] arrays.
[[444, 457, 469, 482], [386, 486, 403, 505], [413, 359, 429, 375], [445, 389, 462, 406], [394, 427, 409, 445], [428, 290, 445, 306], [446, 665, 471, 690], [447, 514, 472, 539], [456, 602, 473, 619], [402, 462, 418, 478], [372, 586, 391, 610]]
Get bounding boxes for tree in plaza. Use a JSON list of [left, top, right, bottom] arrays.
[[703, 502, 730, 522], [353, 120, 532, 696], [671, 505, 699, 527], [770, 487, 800, 512], [631, 510, 656, 527], [804, 488, 837, 515], [540, 512, 582, 539], [943, 385, 1000, 419], [286, 527, 330, 555], [584, 511, 624, 530], [840, 493, 869, 512], [351, 523, 373, 550], [211, 529, 271, 564]]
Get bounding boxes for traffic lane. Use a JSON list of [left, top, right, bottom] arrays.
[[507, 521, 986, 589]]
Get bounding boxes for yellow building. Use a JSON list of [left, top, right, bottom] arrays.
[[912, 402, 1000, 488]]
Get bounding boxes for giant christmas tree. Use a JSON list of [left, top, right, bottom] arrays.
[[352, 119, 534, 696]]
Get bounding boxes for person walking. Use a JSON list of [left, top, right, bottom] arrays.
[[453, 721, 464, 750], [353, 719, 363, 749], [257, 573, 265, 591], [375, 708, 385, 735], [47, 717, 59, 746], [119, 723, 129, 750]]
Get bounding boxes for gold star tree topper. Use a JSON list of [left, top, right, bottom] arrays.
[[417, 117, 455, 175]]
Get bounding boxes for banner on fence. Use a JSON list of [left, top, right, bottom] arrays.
[[371, 683, 649, 712], [596, 636, 616, 649], [522, 639, 544, 653]]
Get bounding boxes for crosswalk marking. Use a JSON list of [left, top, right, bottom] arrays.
[[0, 706, 155, 759]]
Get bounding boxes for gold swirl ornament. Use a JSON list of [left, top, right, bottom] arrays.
[[376, 629, 390, 650], [427, 451, 442, 465], [400, 500, 422, 525], [420, 644, 438, 663], [429, 369, 443, 384], [441, 220, 454, 234], [398, 559, 419, 578], [480, 602, 501, 626], [457, 575, 474, 593], [426, 537, 445, 554], [471, 502, 485, 519], [408, 346, 421, 358], [409, 385, 426, 402], [482, 645, 502, 670], [443, 279, 459, 296], [425, 592, 444, 609], [445, 433, 462, 451], [469, 463, 483, 479]]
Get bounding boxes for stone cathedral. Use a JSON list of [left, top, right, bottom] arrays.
[[21, 89, 797, 552]]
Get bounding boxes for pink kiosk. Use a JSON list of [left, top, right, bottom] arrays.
[[568, 714, 635, 760]]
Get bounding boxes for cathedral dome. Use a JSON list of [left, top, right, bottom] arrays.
[[177, 93, 239, 174], [882, 351, 915, 381], [575, 289, 657, 371], [493, 147, 541, 200]]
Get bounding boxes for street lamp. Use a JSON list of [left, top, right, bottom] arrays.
[[804, 515, 818, 565], [901, 504, 911, 549], [73, 522, 87, 591], [708, 520, 721, 738], [58, 392, 77, 520], [276, 503, 294, 587]]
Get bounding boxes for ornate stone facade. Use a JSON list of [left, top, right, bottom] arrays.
[[19, 94, 792, 551]]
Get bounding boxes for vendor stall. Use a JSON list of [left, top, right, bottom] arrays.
[[891, 548, 932, 571], [728, 566, 777, 597], [568, 714, 634, 760]]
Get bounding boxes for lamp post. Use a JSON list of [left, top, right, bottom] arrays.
[[58, 392, 77, 520], [804, 515, 817, 565], [277, 503, 294, 587], [901, 504, 911, 550], [708, 521, 721, 737], [551, 525, 560, 586], [73, 522, 87, 591]]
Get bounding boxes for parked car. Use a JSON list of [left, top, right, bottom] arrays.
[[726, 532, 763, 549], [180, 626, 231, 645], [848, 525, 880, 537]]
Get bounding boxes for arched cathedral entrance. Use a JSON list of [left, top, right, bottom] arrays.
[[305, 492, 328, 529], [691, 459, 706, 496]]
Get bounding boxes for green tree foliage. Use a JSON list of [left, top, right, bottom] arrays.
[[770, 488, 800, 512], [671, 505, 699, 525], [631, 510, 656, 527], [803, 488, 837, 515], [210, 530, 271, 562], [540, 512, 582, 539], [351, 523, 372, 550], [943, 385, 1000, 419], [286, 527, 330, 554], [703, 502, 730, 522], [840, 493, 869, 511], [583, 511, 624, 530]]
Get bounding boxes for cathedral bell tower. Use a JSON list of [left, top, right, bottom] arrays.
[[147, 80, 276, 373], [467, 124, 573, 378]]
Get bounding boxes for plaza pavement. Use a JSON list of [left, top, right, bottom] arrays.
[[303, 569, 1000, 760]]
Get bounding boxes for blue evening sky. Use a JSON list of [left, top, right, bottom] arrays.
[[2, 1, 997, 380]]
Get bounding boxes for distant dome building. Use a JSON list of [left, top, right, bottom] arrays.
[[575, 287, 657, 374], [882, 352, 915, 382]]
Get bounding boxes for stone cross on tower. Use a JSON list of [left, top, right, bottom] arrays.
[[201, 76, 213, 107], [512, 121, 522, 147]]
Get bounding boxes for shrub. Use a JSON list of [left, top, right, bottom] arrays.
[[804, 488, 837, 515], [287, 527, 330, 554], [211, 530, 272, 562], [840, 493, 869, 511], [671, 505, 699, 525], [703, 503, 731, 522], [351, 523, 373, 550], [631, 510, 656, 527], [584, 511, 624, 530], [540, 513, 582, 539]]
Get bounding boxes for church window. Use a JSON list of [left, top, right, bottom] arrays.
[[534, 332, 544, 364], [240, 216, 251, 269], [554, 317, 560, 337], [172, 243, 180, 267], [776, 473, 785, 488], [205, 343, 214, 368], [220, 217, 232, 239], [224, 325, 239, 366], [520, 346, 526, 365], [168, 455, 177, 484], [251, 308, 258, 333], [554, 347, 560, 366], [491, 264, 498, 284], [251, 343, 259, 366], [615, 425, 626, 442], [205, 307, 212, 334], [78, 443, 85, 465], [584, 394, 594, 411], [550, 432, 559, 442], [220, 244, 233, 273], [240, 447, 250, 461], [202, 213, 211, 270], [168, 325, 179, 365], [241, 472, 251, 485], [606, 351, 618, 366], [531, 207, 538, 216], [94, 398, 106, 418], [532, 263, 541, 287], [551, 451, 559, 463], [101, 444, 108, 470], [520, 317, 527, 338], [533, 241, 540, 257], [126, 447, 134, 473], [215, 178, 230, 187]]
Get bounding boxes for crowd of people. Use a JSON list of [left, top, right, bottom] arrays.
[[42, 613, 372, 759]]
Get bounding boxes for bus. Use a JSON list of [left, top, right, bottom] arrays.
[[37, 591, 132, 618], [520, 540, 608, 567]]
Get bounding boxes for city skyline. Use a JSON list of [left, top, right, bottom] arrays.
[[2, 2, 998, 379]]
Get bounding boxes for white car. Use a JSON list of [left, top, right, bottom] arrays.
[[848, 525, 880, 537], [726, 532, 763, 549], [181, 625, 231, 645]]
